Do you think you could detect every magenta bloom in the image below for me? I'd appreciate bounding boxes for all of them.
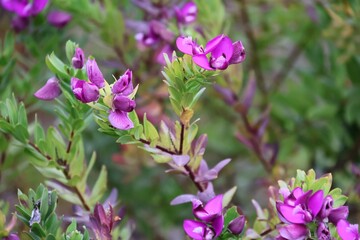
[276,188,324,240]
[175,1,197,24]
[72,48,85,69]
[183,195,224,239]
[47,10,72,28]
[112,69,133,96]
[337,219,360,240]
[109,70,136,130]
[86,58,105,88]
[34,77,61,101]
[1,0,48,17]
[318,195,348,224]
[71,77,99,103]
[176,35,246,70]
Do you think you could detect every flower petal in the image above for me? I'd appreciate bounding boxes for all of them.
[87,58,105,88]
[212,214,224,237]
[204,194,223,215]
[112,69,133,95]
[210,36,233,61]
[113,95,136,112]
[204,34,225,53]
[176,36,195,55]
[278,224,308,240]
[183,219,206,240]
[193,54,212,70]
[109,110,134,130]
[307,190,324,217]
[276,203,307,224]
[229,41,246,64]
[34,77,61,101]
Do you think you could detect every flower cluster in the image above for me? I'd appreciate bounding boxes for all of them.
[1,0,71,31]
[276,187,352,239]
[176,34,246,70]
[108,69,136,130]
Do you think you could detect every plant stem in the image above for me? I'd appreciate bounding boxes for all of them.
[139,138,177,155]
[29,142,51,160]
[139,124,205,192]
[239,0,267,96]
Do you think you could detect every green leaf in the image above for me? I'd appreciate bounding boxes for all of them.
[151,154,172,163]
[46,52,68,79]
[346,56,360,85]
[223,206,240,229]
[39,188,49,221]
[65,40,77,64]
[188,87,206,109]
[222,186,237,208]
[89,165,107,206]
[143,113,159,141]
[66,219,77,234]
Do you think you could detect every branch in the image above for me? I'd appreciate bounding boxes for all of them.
[239,0,267,95]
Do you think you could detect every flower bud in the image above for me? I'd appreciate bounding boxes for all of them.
[72,48,85,69]
[86,58,105,88]
[228,215,245,235]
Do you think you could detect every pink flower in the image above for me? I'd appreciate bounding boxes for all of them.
[176,34,245,70]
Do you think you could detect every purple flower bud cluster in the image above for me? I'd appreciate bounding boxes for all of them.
[276,187,352,239]
[109,69,136,130]
[176,34,246,71]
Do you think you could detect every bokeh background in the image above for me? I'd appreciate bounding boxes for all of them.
[0,0,359,239]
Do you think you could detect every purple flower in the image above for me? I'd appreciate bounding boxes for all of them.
[318,195,349,224]
[337,219,360,240]
[277,188,324,224]
[176,35,246,70]
[90,203,121,240]
[86,58,105,88]
[47,10,72,28]
[71,77,99,103]
[183,195,224,239]
[1,0,48,17]
[72,48,85,69]
[275,188,324,240]
[34,77,61,101]
[228,215,245,235]
[175,1,197,24]
[112,69,133,96]
[109,69,136,130]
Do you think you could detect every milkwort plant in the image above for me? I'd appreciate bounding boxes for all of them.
[0,0,359,239]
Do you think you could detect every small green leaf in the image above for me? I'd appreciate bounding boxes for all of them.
[143,113,159,141]
[65,40,77,63]
[222,186,237,208]
[89,165,107,206]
